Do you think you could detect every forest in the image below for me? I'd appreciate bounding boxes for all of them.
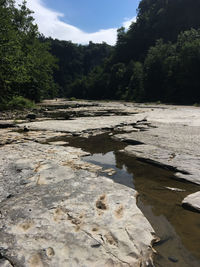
[1,0,200,108]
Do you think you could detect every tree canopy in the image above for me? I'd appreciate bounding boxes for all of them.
[69,0,200,104]
[1,0,200,107]
[0,0,57,106]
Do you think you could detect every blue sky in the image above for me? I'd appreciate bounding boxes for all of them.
[16,0,140,45]
[43,0,140,32]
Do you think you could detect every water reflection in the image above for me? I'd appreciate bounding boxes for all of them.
[48,133,200,266]
[85,149,200,267]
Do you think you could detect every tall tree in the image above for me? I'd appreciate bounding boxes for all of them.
[0,0,22,103]
[0,0,57,105]
[114,0,200,62]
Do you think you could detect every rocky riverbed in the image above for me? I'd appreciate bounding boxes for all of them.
[0,99,200,266]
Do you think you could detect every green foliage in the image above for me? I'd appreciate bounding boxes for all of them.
[46,39,113,97]
[144,29,200,103]
[5,96,35,110]
[70,0,200,104]
[69,97,77,101]
[193,103,200,107]
[127,61,144,101]
[2,0,199,105]
[144,39,176,101]
[0,0,58,105]
[114,0,200,62]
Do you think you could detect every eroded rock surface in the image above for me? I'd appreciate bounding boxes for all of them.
[0,142,155,267]
[0,129,68,146]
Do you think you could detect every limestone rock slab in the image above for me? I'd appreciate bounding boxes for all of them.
[0,128,68,146]
[19,115,146,134]
[182,191,200,212]
[0,142,156,267]
[113,112,200,185]
[120,144,200,185]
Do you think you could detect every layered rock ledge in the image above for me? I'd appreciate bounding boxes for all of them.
[109,105,200,215]
[20,102,200,210]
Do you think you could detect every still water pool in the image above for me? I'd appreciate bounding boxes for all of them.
[48,133,200,266]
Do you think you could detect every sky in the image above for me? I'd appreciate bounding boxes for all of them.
[15,0,140,45]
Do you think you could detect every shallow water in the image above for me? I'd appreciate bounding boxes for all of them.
[48,133,200,266]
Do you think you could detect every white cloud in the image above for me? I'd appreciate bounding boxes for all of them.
[123,17,136,30]
[15,0,135,45]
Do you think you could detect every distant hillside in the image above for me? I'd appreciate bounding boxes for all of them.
[69,0,200,104]
[1,0,200,107]
[114,0,200,62]
[46,39,113,97]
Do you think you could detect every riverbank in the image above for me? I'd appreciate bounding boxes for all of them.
[0,99,199,266]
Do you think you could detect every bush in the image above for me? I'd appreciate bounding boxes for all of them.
[193,103,200,107]
[69,97,77,101]
[6,96,36,110]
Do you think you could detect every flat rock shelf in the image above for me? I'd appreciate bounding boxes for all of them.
[0,99,200,267]
[0,142,155,267]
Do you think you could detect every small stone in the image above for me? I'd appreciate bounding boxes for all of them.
[102,168,116,176]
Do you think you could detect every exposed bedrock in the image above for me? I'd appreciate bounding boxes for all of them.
[1,100,200,265]
[0,142,156,267]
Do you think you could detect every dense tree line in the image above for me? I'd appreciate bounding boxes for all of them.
[45,39,113,97]
[0,0,57,107]
[1,0,200,107]
[0,0,113,107]
[71,0,200,104]
[114,0,200,62]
